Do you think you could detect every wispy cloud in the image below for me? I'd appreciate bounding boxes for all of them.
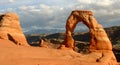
[9,0,14,3]
[0,0,120,33]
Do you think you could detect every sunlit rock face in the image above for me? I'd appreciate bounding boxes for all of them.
[62,10,112,51]
[60,10,118,65]
[0,13,29,46]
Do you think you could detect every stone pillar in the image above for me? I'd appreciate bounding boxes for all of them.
[88,16,112,51]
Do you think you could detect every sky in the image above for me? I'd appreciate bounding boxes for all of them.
[0,0,120,33]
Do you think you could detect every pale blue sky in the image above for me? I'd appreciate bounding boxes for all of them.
[0,0,120,33]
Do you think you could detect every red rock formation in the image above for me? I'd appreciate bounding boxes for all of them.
[61,10,118,65]
[0,13,29,46]
[63,10,112,51]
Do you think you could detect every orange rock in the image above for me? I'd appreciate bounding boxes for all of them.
[0,39,118,65]
[63,10,112,51]
[0,13,29,46]
[88,16,112,51]
[39,39,48,48]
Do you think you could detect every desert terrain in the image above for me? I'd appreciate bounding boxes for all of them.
[0,39,119,65]
[0,11,119,65]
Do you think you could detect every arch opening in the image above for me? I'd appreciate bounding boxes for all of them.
[73,22,90,42]
[73,22,90,53]
[74,22,89,33]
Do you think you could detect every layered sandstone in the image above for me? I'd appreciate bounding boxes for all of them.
[62,10,112,51]
[61,10,118,65]
[0,13,29,46]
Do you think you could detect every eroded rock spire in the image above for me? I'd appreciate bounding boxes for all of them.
[0,13,29,46]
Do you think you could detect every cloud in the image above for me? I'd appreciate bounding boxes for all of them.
[95,0,113,6]
[9,0,14,3]
[40,4,50,9]
[39,4,53,14]
[0,0,14,4]
[77,0,113,6]
[17,4,69,32]
[0,0,10,4]
[74,0,120,22]
[77,0,92,4]
[19,0,120,32]
[1,0,120,33]
[19,5,36,11]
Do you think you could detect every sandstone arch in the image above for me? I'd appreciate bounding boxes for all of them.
[63,10,112,51]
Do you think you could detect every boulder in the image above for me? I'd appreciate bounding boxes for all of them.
[0,13,29,46]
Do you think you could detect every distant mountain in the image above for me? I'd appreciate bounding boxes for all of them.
[24,29,65,34]
[24,28,88,34]
[105,26,120,44]
[26,26,120,45]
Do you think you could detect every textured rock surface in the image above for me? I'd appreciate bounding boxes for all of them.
[61,10,118,65]
[0,13,29,46]
[0,39,118,65]
[63,10,112,51]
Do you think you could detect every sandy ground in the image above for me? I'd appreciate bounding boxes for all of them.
[0,39,118,65]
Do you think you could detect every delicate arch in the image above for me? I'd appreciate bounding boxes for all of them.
[62,10,112,51]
